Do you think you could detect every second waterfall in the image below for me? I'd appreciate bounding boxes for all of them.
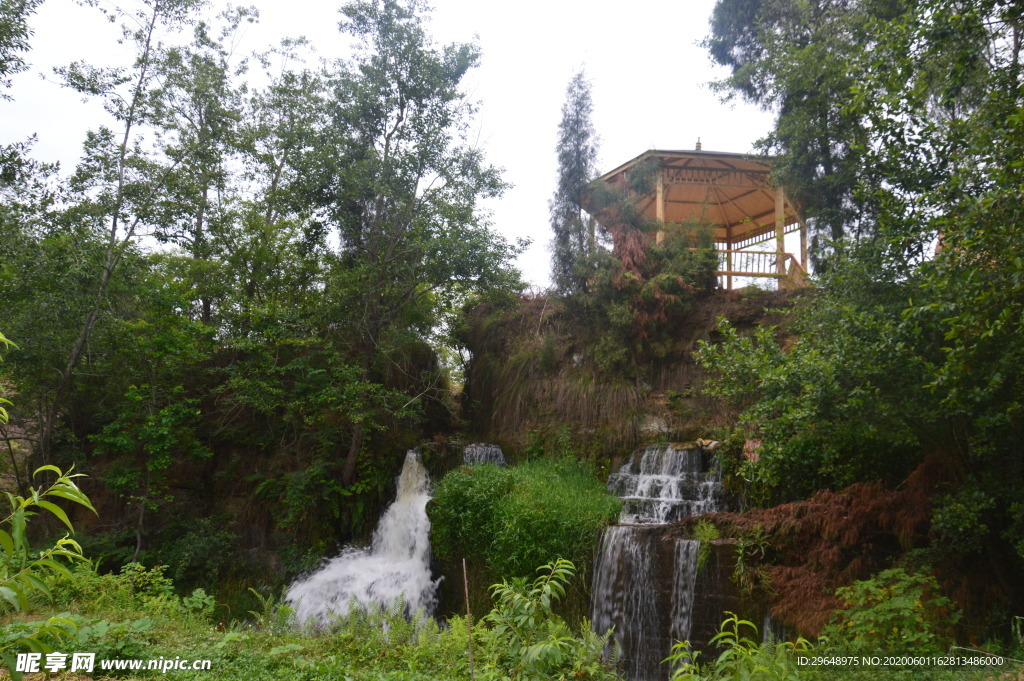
[592,443,726,681]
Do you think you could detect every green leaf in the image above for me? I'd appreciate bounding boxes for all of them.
[32,558,73,580]
[45,487,97,513]
[36,500,74,532]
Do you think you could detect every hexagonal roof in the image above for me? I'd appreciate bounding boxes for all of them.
[595,149,801,247]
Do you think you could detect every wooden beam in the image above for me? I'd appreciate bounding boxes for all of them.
[775,187,785,276]
[800,219,808,271]
[656,166,665,244]
[715,271,785,278]
[726,224,734,291]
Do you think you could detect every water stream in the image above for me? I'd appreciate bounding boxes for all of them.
[462,442,507,466]
[592,444,724,681]
[286,450,439,624]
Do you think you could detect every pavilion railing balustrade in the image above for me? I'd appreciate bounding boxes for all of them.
[714,249,807,289]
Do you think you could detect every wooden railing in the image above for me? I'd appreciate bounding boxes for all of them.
[715,249,809,289]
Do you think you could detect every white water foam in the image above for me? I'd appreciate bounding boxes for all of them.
[285,450,439,624]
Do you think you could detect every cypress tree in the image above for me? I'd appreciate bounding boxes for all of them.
[550,70,598,297]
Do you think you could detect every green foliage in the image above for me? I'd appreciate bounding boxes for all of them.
[732,524,771,595]
[181,588,215,618]
[0,466,95,612]
[67,613,154,662]
[429,458,620,581]
[702,0,1024,588]
[2,0,523,575]
[584,218,718,375]
[481,559,616,681]
[821,568,959,653]
[0,615,77,665]
[696,281,935,504]
[151,516,238,589]
[247,588,295,634]
[0,465,94,674]
[0,329,14,423]
[931,488,995,556]
[667,612,812,681]
[3,610,157,676]
[0,0,42,96]
[115,563,176,600]
[693,519,720,571]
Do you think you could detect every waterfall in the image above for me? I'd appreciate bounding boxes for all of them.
[592,444,723,681]
[462,442,507,466]
[286,450,439,625]
[670,539,700,646]
[591,526,662,680]
[607,445,722,525]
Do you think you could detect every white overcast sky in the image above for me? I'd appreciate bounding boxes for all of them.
[3,0,776,288]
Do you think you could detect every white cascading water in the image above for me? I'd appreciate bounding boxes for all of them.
[607,444,722,525]
[592,444,723,681]
[670,539,700,645]
[462,442,507,466]
[286,450,439,625]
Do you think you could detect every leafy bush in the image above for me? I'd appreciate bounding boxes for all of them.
[0,465,95,669]
[820,568,958,653]
[182,588,215,618]
[695,280,935,505]
[429,458,620,580]
[480,559,617,681]
[46,562,184,621]
[693,519,720,571]
[667,612,812,681]
[153,516,238,589]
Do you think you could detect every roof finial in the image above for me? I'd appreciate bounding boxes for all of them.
[696,137,702,151]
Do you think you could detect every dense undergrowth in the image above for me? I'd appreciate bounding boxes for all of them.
[428,457,620,626]
[3,560,621,681]
[430,458,620,581]
[5,558,1020,681]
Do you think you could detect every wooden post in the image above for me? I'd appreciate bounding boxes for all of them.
[799,218,808,271]
[775,187,786,278]
[725,227,733,290]
[463,558,475,680]
[656,166,665,245]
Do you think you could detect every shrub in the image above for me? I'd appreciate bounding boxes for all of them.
[429,458,620,581]
[667,612,812,681]
[820,568,958,653]
[693,519,719,571]
[480,559,617,681]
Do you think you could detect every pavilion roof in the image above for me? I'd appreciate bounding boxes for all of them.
[594,149,801,247]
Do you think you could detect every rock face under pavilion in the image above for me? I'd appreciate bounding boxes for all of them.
[592,148,809,289]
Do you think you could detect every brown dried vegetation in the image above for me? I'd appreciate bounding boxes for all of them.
[461,288,799,458]
[680,453,954,636]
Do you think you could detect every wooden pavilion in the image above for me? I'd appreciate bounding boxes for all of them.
[593,147,809,289]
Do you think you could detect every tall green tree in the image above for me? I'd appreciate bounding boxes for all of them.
[315,0,521,485]
[0,0,42,185]
[149,7,254,325]
[705,0,893,263]
[37,0,205,462]
[550,69,599,297]
[701,0,1024,608]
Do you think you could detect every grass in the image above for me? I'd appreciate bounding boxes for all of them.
[2,560,621,681]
